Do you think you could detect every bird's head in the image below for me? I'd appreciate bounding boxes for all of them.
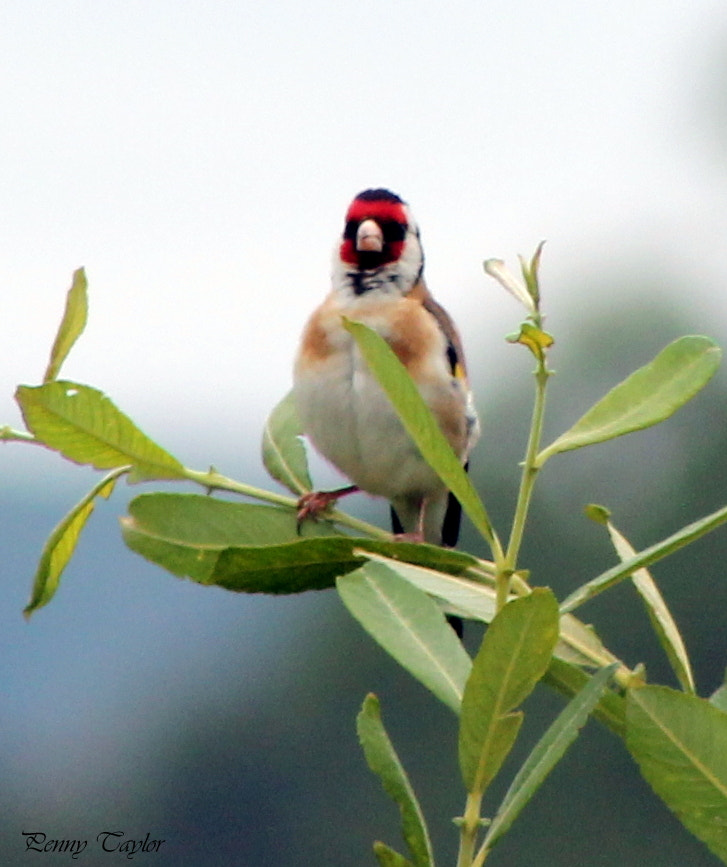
[334,188,424,296]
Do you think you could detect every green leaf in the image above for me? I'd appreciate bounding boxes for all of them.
[505,322,554,363]
[338,562,472,714]
[213,537,479,594]
[587,506,695,693]
[537,336,721,464]
[373,843,415,867]
[354,553,627,735]
[556,612,619,670]
[125,492,315,548]
[584,503,610,525]
[561,503,727,613]
[520,240,545,308]
[44,268,88,383]
[358,551,498,623]
[712,685,727,714]
[121,492,341,584]
[483,663,618,850]
[359,552,622,676]
[358,694,434,867]
[24,466,127,617]
[459,589,560,796]
[626,685,727,863]
[261,390,312,495]
[543,658,626,737]
[121,493,479,592]
[16,381,185,481]
[483,258,535,314]
[343,318,500,554]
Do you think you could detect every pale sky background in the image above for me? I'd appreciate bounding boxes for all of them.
[3,0,727,488]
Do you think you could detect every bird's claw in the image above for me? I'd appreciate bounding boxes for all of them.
[296,490,339,525]
[296,485,359,532]
[392,531,426,544]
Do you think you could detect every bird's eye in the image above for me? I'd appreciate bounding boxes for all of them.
[343,220,358,240]
[379,220,407,243]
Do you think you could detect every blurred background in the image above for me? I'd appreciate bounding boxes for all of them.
[2,1,727,864]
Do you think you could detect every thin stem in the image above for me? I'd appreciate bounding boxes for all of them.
[472,838,493,867]
[183,466,299,507]
[488,529,507,573]
[181,466,392,540]
[504,363,550,573]
[0,426,38,443]
[468,349,551,860]
[494,571,512,613]
[457,791,484,867]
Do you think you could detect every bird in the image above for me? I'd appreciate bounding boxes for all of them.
[293,188,479,558]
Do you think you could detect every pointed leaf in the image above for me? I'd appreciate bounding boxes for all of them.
[16,381,185,481]
[359,552,622,677]
[213,536,478,595]
[121,493,479,592]
[521,240,545,307]
[338,562,472,714]
[561,503,727,613]
[459,589,560,796]
[355,555,627,734]
[627,685,727,862]
[343,318,499,552]
[121,493,341,584]
[373,843,415,867]
[544,657,626,737]
[44,268,88,382]
[261,390,312,495]
[358,551,498,623]
[483,259,535,313]
[538,336,721,464]
[587,507,694,693]
[126,492,318,547]
[556,612,620,670]
[483,663,618,849]
[358,694,434,867]
[24,467,127,617]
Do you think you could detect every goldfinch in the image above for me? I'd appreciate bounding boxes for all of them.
[293,188,479,548]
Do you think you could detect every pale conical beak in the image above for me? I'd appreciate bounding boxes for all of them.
[356,219,384,253]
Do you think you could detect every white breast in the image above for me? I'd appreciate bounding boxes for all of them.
[294,339,445,501]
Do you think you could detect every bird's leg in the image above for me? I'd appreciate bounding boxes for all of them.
[392,498,428,544]
[296,485,359,527]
